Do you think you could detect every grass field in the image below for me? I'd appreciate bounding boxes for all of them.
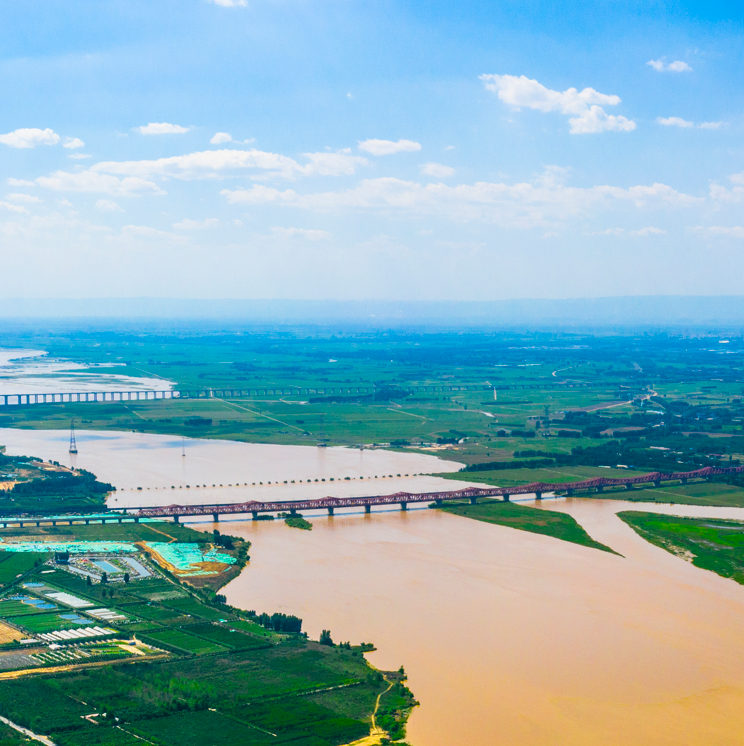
[618,512,744,583]
[440,500,615,553]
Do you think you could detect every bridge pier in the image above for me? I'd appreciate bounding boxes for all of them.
[213,513,219,523]
[18,522,23,528]
[469,497,477,505]
[653,480,661,488]
[566,489,574,497]
[625,483,634,490]
[252,511,259,520]
[134,517,139,523]
[435,499,443,507]
[364,504,371,513]
[173,515,180,523]
[681,477,688,485]
[596,485,603,493]
[290,508,297,516]
[327,507,334,516]
[400,502,408,511]
[535,492,542,500]
[118,517,122,524]
[502,493,510,502]
[35,521,41,527]
[68,520,74,526]
[85,519,90,525]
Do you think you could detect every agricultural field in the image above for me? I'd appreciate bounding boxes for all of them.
[0,540,414,745]
[0,553,49,586]
[141,628,228,655]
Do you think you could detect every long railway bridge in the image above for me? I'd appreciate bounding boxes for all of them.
[106,464,744,523]
[1,465,739,529]
[0,379,624,407]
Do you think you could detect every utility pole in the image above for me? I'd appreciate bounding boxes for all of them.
[69,420,78,454]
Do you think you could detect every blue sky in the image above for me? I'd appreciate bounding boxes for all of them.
[1,0,743,300]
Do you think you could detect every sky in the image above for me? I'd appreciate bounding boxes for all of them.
[1,0,743,301]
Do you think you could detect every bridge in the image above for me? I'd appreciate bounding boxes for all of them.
[0,380,616,407]
[0,464,738,528]
[106,464,744,523]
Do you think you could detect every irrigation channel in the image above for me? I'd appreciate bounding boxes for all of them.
[1,428,744,745]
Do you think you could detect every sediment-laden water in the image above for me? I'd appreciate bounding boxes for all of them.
[0,428,473,507]
[2,427,744,744]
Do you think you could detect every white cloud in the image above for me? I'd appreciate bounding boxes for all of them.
[36,170,165,196]
[96,199,124,213]
[648,59,692,72]
[121,224,184,241]
[593,228,625,236]
[7,178,35,187]
[358,139,422,156]
[0,128,60,148]
[208,0,248,6]
[93,148,365,181]
[173,218,220,229]
[445,145,455,151]
[631,226,667,236]
[420,163,455,178]
[63,137,85,149]
[221,170,698,228]
[569,106,636,134]
[271,227,331,240]
[302,152,368,176]
[480,74,635,134]
[56,198,73,207]
[730,172,744,186]
[6,193,41,204]
[68,153,92,160]
[134,122,190,135]
[0,201,28,214]
[657,116,694,128]
[211,132,233,144]
[693,225,744,239]
[700,121,723,130]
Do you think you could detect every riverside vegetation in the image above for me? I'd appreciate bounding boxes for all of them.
[619,512,744,584]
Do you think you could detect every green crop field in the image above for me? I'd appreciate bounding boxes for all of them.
[184,623,268,649]
[0,553,49,585]
[123,603,189,624]
[6,612,87,633]
[162,596,230,621]
[142,628,228,654]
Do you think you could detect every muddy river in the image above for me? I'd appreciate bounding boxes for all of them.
[2,427,743,744]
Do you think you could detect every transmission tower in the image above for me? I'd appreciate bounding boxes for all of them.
[69,419,78,454]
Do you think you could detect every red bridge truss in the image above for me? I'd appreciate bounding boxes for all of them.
[120,465,744,521]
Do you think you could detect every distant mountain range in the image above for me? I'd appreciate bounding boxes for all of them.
[2,296,744,327]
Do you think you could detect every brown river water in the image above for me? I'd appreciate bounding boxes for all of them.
[2,428,744,744]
